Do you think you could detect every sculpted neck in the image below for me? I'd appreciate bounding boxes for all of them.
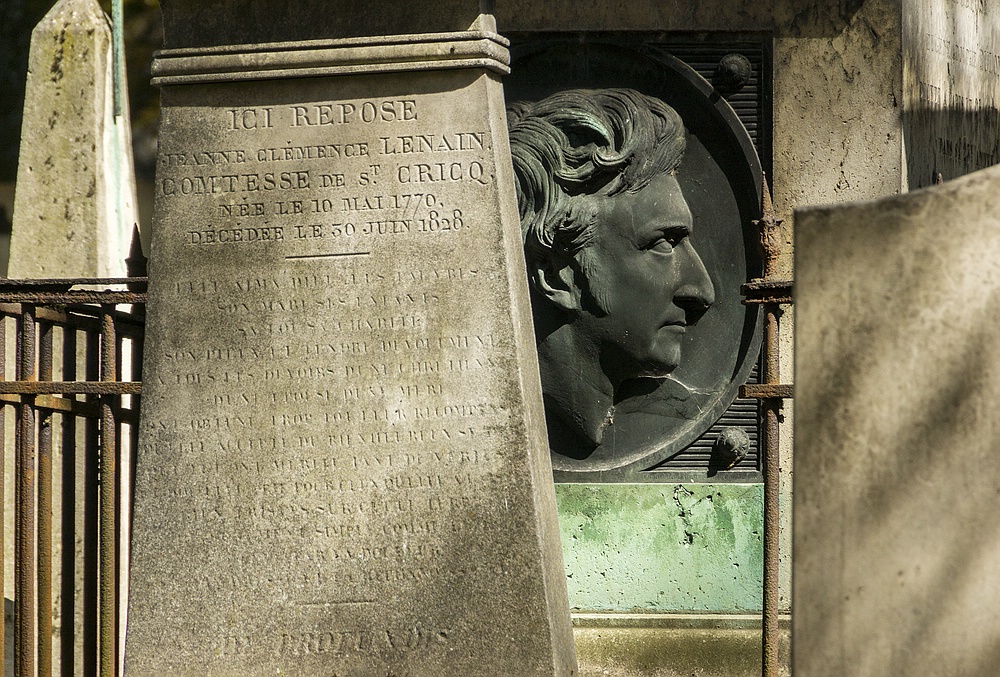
[535,324,616,449]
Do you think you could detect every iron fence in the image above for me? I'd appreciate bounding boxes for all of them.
[0,278,146,677]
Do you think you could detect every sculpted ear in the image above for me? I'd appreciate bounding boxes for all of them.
[527,250,582,312]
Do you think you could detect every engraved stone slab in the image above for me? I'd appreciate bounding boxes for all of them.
[124,29,576,677]
[904,0,1000,187]
[795,164,1000,677]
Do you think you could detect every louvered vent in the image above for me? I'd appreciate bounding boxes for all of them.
[645,38,770,479]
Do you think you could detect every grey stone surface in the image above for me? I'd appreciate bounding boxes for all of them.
[795,163,1000,677]
[9,0,137,279]
[123,19,576,677]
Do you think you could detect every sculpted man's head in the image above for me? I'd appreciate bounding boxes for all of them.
[508,88,715,452]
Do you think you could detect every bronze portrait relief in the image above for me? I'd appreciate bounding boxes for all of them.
[506,41,764,479]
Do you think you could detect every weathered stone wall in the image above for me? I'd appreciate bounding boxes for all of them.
[125,6,577,674]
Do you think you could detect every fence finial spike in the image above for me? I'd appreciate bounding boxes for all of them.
[753,172,784,279]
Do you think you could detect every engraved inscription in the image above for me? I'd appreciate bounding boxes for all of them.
[288,99,417,126]
[906,2,1000,185]
[278,626,449,658]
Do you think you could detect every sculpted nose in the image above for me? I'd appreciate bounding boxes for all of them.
[675,243,715,321]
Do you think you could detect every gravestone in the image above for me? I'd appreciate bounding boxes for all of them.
[795,164,1000,677]
[123,3,576,676]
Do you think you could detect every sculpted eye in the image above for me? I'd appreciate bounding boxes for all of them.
[644,228,687,253]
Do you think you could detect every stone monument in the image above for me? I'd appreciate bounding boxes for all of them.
[9,0,138,279]
[123,2,577,676]
[486,5,1000,654]
[795,164,1000,677]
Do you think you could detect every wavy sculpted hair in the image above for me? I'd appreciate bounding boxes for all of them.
[507,88,686,263]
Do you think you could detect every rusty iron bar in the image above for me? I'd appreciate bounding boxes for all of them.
[0,394,99,417]
[749,173,791,677]
[0,304,145,338]
[61,328,78,677]
[0,394,140,423]
[761,307,782,677]
[740,383,793,399]
[99,308,118,677]
[0,313,6,675]
[83,332,99,677]
[742,279,793,305]
[0,278,147,290]
[0,382,141,395]
[38,321,54,677]
[0,292,146,306]
[15,304,37,677]
[0,277,147,290]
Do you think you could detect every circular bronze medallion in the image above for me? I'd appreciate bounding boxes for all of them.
[505,41,764,480]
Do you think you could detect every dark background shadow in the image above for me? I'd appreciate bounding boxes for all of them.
[904,106,1000,190]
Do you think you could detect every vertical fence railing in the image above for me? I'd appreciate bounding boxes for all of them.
[38,317,53,677]
[15,303,37,677]
[740,178,793,677]
[98,307,118,677]
[0,279,146,677]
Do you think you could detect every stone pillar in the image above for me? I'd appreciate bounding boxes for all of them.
[8,0,137,279]
[123,2,576,676]
[795,163,1000,677]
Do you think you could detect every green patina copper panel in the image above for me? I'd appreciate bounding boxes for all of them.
[556,484,763,612]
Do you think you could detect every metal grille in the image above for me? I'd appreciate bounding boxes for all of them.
[643,36,771,477]
[658,364,762,474]
[0,278,146,677]
[658,40,771,170]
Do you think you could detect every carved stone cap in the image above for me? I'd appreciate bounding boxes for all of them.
[151,31,511,86]
[160,0,497,48]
